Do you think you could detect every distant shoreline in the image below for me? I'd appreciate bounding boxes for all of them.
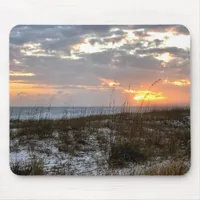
[10,105,190,108]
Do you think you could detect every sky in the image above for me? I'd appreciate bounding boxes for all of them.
[10,25,190,107]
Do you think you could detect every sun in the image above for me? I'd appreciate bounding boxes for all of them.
[155,52,172,63]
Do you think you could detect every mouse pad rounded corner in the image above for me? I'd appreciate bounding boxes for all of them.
[9,25,190,176]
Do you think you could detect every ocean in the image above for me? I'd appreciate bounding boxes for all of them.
[10,106,182,120]
[10,106,139,120]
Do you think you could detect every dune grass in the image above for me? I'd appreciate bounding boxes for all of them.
[10,106,190,175]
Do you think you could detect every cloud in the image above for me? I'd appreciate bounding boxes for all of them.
[99,78,120,87]
[10,71,36,77]
[9,25,190,106]
[163,79,190,86]
[131,25,189,35]
[133,31,150,38]
[150,39,163,47]
[136,47,189,58]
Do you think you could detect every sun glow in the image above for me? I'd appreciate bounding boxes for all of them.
[124,30,135,41]
[133,91,166,101]
[99,78,120,87]
[72,38,103,54]
[124,89,166,101]
[124,89,135,93]
[163,79,190,86]
[12,59,21,64]
[10,71,36,77]
[10,82,50,96]
[154,53,173,65]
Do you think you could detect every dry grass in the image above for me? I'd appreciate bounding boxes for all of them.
[10,107,190,175]
[144,161,190,175]
[10,159,44,175]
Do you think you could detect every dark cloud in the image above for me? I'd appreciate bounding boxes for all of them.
[84,50,115,65]
[173,25,190,35]
[117,54,162,70]
[131,25,189,35]
[151,39,163,47]
[74,25,111,34]
[103,36,124,44]
[10,25,189,46]
[136,47,190,59]
[83,49,163,71]
[134,31,150,38]
[10,25,112,46]
[120,42,144,51]
[88,38,104,46]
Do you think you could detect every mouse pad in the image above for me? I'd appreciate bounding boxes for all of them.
[9,25,190,175]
